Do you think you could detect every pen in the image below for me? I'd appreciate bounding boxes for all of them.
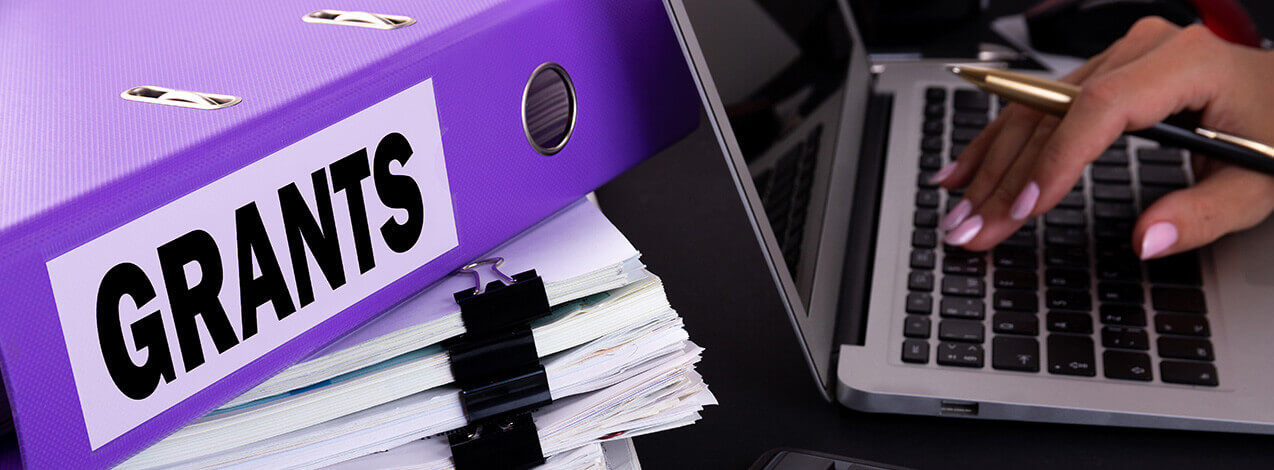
[948,65,1274,176]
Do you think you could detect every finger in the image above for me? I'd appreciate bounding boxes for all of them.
[938,106,1043,231]
[936,104,1033,189]
[1013,25,1233,224]
[956,116,1064,251]
[1136,165,1274,259]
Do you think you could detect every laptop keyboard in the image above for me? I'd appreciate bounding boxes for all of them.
[901,86,1219,387]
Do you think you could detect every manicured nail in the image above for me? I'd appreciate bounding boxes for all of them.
[1140,221,1178,260]
[941,199,972,231]
[929,161,958,184]
[1010,181,1040,221]
[945,215,983,246]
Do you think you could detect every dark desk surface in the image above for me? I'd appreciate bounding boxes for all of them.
[603,4,1274,467]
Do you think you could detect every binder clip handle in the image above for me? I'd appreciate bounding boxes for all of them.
[458,257,518,295]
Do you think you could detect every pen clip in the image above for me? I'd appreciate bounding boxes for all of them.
[1195,128,1274,159]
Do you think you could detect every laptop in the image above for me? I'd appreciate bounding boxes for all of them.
[664,0,1274,433]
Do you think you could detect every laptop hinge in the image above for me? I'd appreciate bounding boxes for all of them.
[834,90,892,347]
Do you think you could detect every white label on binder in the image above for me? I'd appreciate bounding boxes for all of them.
[46,79,457,449]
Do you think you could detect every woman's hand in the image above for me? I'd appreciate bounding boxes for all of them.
[932,17,1274,259]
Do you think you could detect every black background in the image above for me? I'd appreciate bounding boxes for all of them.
[606,1,1274,468]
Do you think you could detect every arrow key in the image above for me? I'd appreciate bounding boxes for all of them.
[1103,350,1152,381]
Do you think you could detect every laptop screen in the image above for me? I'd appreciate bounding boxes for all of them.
[677,0,856,306]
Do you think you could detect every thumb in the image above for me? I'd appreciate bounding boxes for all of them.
[1135,165,1274,259]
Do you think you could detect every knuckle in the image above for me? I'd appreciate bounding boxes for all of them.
[1077,77,1121,109]
[1126,16,1174,41]
[989,183,1019,207]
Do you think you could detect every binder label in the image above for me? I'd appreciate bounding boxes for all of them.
[45,79,457,449]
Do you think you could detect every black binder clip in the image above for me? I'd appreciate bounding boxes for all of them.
[445,258,553,470]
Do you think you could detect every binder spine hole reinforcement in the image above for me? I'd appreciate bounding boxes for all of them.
[522,63,577,156]
[302,10,416,30]
[120,86,241,110]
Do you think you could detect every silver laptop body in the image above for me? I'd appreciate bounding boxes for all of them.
[664,0,1274,433]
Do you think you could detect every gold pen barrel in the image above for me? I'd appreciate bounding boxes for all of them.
[949,66,1079,116]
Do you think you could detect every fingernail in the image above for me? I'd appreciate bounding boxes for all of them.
[945,215,983,246]
[1140,221,1178,260]
[941,199,972,231]
[929,161,959,184]
[1010,181,1040,221]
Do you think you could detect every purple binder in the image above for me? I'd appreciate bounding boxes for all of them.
[0,0,697,467]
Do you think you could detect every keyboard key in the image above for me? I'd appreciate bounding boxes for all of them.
[914,209,939,228]
[1160,360,1218,386]
[1047,289,1092,311]
[902,339,929,364]
[1151,287,1206,313]
[924,103,945,118]
[1100,304,1147,326]
[942,254,986,276]
[1110,136,1129,149]
[1146,251,1203,285]
[1044,227,1086,246]
[1045,246,1088,268]
[921,136,943,152]
[1156,313,1210,337]
[1101,326,1149,350]
[953,89,989,111]
[1096,259,1141,281]
[1003,229,1038,248]
[1048,334,1096,376]
[937,341,985,367]
[940,297,985,319]
[908,271,934,291]
[916,189,940,208]
[1094,202,1136,220]
[993,270,1037,290]
[942,275,985,297]
[1094,149,1129,166]
[904,315,932,338]
[992,312,1039,335]
[951,127,981,144]
[1157,337,1214,361]
[912,229,938,248]
[919,152,943,170]
[1094,220,1134,240]
[918,171,937,188]
[1140,165,1189,187]
[993,246,1037,270]
[949,144,967,160]
[1045,209,1086,227]
[1137,147,1184,165]
[952,112,988,128]
[1098,281,1144,304]
[923,119,944,136]
[993,291,1038,313]
[1103,350,1153,381]
[906,292,932,314]
[1047,311,1093,333]
[1057,191,1085,210]
[939,320,984,342]
[1140,186,1173,209]
[1045,268,1089,290]
[925,87,947,103]
[993,336,1040,372]
[1092,184,1133,202]
[1091,166,1131,184]
[910,249,936,269]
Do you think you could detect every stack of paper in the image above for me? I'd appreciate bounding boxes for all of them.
[119,200,713,469]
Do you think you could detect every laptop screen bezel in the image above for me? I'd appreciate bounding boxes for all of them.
[663,0,875,397]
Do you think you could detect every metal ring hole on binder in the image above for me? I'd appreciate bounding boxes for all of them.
[522,63,577,156]
[302,10,415,29]
[120,86,241,110]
